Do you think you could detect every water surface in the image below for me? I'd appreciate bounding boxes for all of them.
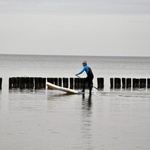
[0,55,150,150]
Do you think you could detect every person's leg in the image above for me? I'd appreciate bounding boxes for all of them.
[82,78,88,93]
[88,79,93,95]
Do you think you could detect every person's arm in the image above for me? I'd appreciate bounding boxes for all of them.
[75,67,85,76]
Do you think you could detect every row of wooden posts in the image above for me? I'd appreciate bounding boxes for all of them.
[0,77,149,90]
[8,77,104,90]
[9,77,46,89]
[110,78,150,89]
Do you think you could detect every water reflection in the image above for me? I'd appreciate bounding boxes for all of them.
[81,94,93,150]
[82,94,92,110]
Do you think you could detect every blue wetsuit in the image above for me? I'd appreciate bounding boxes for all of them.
[77,65,94,94]
[77,65,90,76]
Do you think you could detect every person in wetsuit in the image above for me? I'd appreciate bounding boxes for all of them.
[75,60,94,95]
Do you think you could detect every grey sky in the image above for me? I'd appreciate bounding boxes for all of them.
[0,0,150,56]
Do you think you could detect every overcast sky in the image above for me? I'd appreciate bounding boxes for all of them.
[0,0,150,56]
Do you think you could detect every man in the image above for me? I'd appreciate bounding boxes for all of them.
[75,60,94,95]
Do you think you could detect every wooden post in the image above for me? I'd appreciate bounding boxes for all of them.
[133,78,140,88]
[54,78,58,85]
[133,78,136,88]
[47,78,54,84]
[25,77,29,89]
[35,77,39,89]
[110,78,113,89]
[126,78,131,89]
[66,78,69,88]
[29,77,34,89]
[78,78,83,89]
[12,77,16,88]
[70,78,74,89]
[114,78,121,89]
[15,77,20,88]
[140,78,146,88]
[63,78,65,88]
[136,78,140,88]
[75,78,79,89]
[0,78,1,90]
[36,77,46,89]
[122,78,125,89]
[58,78,62,87]
[97,78,104,89]
[147,78,150,88]
[39,78,42,89]
[101,78,104,89]
[78,78,81,89]
[41,78,46,89]
[9,78,13,89]
[63,78,68,88]
[19,77,26,89]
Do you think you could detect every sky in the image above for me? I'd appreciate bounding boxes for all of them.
[0,0,150,56]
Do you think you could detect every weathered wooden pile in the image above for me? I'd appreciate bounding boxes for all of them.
[110,78,150,89]
[47,77,104,89]
[8,77,104,90]
[9,77,46,89]
[0,78,2,90]
[0,77,148,90]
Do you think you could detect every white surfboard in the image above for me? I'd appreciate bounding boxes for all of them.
[46,82,79,94]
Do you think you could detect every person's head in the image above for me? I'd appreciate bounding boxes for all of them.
[82,60,87,66]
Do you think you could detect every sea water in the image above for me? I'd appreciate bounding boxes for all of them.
[0,54,150,150]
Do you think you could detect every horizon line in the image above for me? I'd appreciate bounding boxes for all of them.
[0,53,150,58]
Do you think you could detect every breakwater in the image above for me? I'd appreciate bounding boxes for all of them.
[8,77,104,90]
[9,77,46,89]
[110,78,150,89]
[0,77,148,90]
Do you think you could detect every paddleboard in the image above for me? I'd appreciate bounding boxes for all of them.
[46,82,79,94]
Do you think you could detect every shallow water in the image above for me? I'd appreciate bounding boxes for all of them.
[0,55,150,150]
[0,88,150,150]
